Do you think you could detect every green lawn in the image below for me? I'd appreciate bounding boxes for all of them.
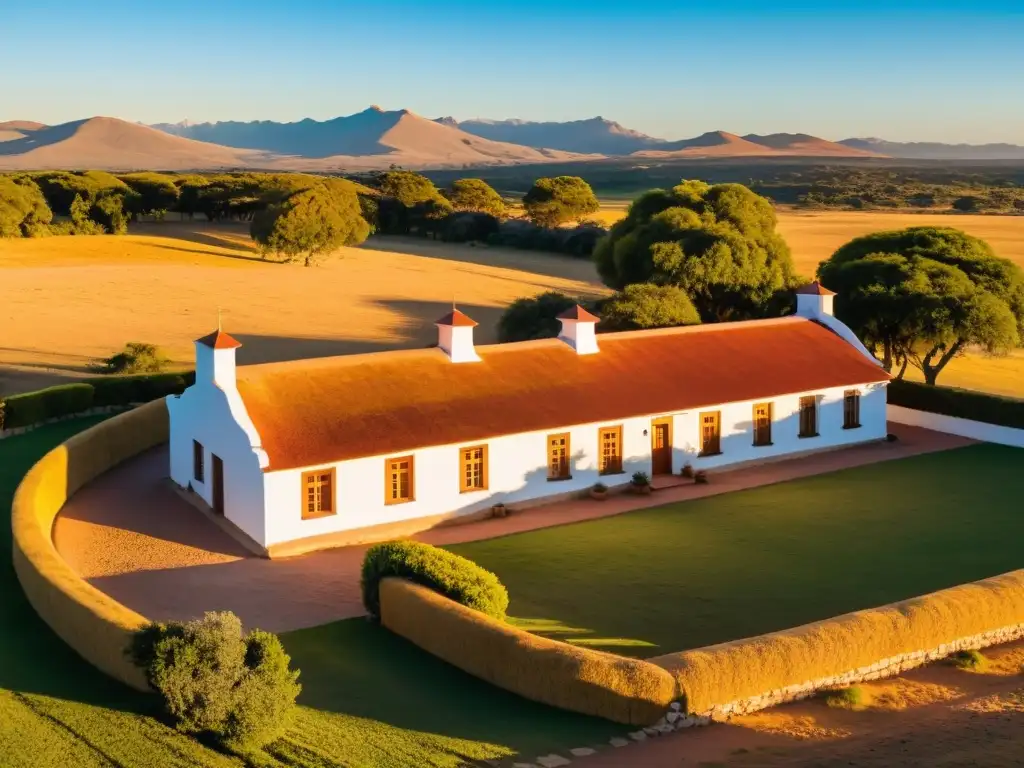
[0,421,619,768]
[450,443,1024,658]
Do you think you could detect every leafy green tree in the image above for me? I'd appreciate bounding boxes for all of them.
[378,170,443,207]
[250,185,370,266]
[120,172,180,218]
[952,196,984,212]
[447,178,507,217]
[89,193,130,234]
[818,227,1024,384]
[600,284,702,331]
[593,181,798,321]
[497,291,581,342]
[0,177,52,237]
[522,176,599,228]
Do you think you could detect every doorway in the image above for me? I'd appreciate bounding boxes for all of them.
[651,418,673,475]
[212,454,225,515]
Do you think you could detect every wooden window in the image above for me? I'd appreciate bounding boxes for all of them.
[547,433,571,480]
[844,390,861,429]
[386,456,414,504]
[799,396,818,437]
[599,425,623,475]
[699,411,721,456]
[302,468,335,519]
[460,444,488,492]
[753,403,772,446]
[193,440,204,482]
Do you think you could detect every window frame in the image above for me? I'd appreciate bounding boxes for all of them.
[798,395,819,438]
[301,467,336,520]
[547,432,572,481]
[193,439,205,482]
[459,444,489,493]
[598,425,624,475]
[699,411,722,457]
[752,402,773,447]
[385,455,415,505]
[843,390,862,430]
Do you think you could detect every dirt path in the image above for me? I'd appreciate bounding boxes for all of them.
[53,424,970,632]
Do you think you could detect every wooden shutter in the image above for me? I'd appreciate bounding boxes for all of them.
[844,391,861,428]
[753,403,772,446]
[799,396,818,437]
[193,440,204,482]
[460,445,488,492]
[548,433,571,479]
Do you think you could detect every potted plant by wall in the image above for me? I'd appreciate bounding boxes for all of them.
[630,471,652,495]
[680,463,695,479]
[694,469,709,485]
[590,482,609,501]
[491,502,508,518]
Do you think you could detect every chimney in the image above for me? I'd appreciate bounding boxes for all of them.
[795,281,836,319]
[195,329,242,389]
[435,308,480,363]
[557,305,600,355]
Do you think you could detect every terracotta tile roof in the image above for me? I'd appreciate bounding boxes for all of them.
[796,281,836,296]
[557,304,600,322]
[435,309,478,327]
[196,329,243,349]
[234,317,888,472]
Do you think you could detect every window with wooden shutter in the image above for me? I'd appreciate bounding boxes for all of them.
[598,425,623,474]
[193,440,204,482]
[752,403,772,446]
[302,468,335,519]
[799,396,818,437]
[547,433,571,480]
[386,456,414,504]
[460,445,488,492]
[699,411,721,456]
[843,390,861,429]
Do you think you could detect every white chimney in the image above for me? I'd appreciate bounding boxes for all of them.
[195,329,242,389]
[557,305,600,355]
[435,309,480,363]
[795,281,836,319]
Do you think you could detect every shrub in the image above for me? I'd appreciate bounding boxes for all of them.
[631,471,650,487]
[592,482,608,492]
[824,685,865,709]
[694,470,709,485]
[88,372,188,405]
[888,380,1024,429]
[361,540,509,621]
[949,649,987,671]
[101,342,170,374]
[680,463,695,479]
[0,399,4,431]
[1,383,95,428]
[129,612,301,753]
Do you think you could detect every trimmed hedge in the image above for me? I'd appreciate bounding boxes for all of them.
[86,372,192,406]
[2,384,95,429]
[361,540,509,621]
[888,380,1024,430]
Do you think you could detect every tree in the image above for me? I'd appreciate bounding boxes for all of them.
[120,173,180,219]
[600,284,701,331]
[89,193,130,234]
[593,181,798,322]
[250,185,370,266]
[378,171,443,207]
[446,178,507,217]
[818,227,1024,385]
[522,176,599,228]
[951,196,984,212]
[497,291,581,342]
[0,177,52,237]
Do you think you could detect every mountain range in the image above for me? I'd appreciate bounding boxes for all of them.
[1,109,1023,171]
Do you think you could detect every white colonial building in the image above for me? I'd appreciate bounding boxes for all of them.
[167,283,889,556]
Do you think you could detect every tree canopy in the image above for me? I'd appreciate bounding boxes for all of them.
[446,178,507,218]
[378,171,443,207]
[497,291,582,343]
[0,177,52,237]
[593,180,798,321]
[522,176,599,228]
[818,227,1024,384]
[599,284,701,331]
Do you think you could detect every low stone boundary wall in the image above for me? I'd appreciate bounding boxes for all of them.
[379,578,676,726]
[888,404,1024,448]
[10,400,170,690]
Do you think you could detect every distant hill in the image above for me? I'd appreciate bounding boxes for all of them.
[839,137,1024,160]
[743,133,882,157]
[631,131,784,158]
[439,116,667,155]
[0,120,46,143]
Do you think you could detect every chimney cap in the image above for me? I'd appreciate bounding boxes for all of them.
[795,281,836,297]
[196,329,242,349]
[435,308,478,327]
[557,304,600,322]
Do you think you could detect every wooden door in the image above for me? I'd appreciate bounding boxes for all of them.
[212,454,225,515]
[651,418,672,475]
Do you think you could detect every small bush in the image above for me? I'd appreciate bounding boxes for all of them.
[88,372,189,405]
[129,612,301,753]
[592,482,608,493]
[361,540,509,621]
[101,342,170,374]
[949,649,987,671]
[631,471,650,487]
[824,685,865,710]
[888,380,1024,430]
[694,470,709,485]
[1,383,95,428]
[680,463,694,479]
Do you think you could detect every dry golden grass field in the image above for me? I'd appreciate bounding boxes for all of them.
[1,211,1023,398]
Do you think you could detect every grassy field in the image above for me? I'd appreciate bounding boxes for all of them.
[0,420,621,767]
[449,444,1024,658]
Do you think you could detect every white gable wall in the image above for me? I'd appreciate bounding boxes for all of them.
[259,381,887,548]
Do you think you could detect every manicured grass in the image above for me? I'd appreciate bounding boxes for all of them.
[0,421,619,767]
[450,443,1024,657]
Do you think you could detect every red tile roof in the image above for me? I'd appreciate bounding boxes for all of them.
[234,317,887,472]
[196,329,243,349]
[557,304,600,322]
[796,281,836,296]
[435,309,478,327]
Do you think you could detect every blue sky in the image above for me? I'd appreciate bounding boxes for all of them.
[3,0,1023,142]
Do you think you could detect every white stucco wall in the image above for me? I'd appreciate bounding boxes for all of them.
[888,405,1024,448]
[259,381,888,547]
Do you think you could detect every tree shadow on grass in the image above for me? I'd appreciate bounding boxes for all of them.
[509,616,658,654]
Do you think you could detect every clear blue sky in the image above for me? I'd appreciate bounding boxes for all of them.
[3,0,1023,143]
